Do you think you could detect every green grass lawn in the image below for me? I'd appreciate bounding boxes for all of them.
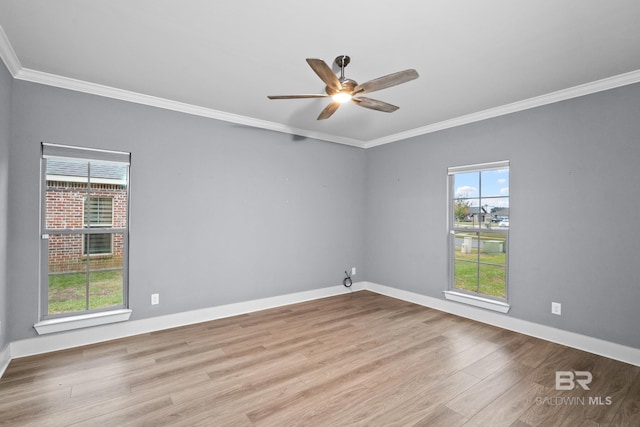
[454,249,506,298]
[48,270,123,314]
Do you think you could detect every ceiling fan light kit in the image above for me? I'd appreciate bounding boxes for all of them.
[268,55,419,120]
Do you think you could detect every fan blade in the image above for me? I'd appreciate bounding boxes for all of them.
[268,94,330,99]
[306,58,341,93]
[352,96,399,113]
[354,69,419,94]
[317,101,340,120]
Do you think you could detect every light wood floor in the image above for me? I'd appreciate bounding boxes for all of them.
[1,291,639,426]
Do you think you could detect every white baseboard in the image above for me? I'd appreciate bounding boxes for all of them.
[9,282,365,360]
[4,280,639,378]
[0,343,10,378]
[364,281,640,367]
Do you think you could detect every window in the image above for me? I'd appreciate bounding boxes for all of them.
[83,196,113,255]
[84,196,113,227]
[40,143,130,321]
[446,161,510,312]
[83,233,112,256]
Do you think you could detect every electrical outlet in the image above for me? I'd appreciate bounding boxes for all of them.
[551,302,561,315]
[151,293,159,305]
[351,267,356,276]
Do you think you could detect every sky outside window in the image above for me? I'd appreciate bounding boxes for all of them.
[454,169,509,208]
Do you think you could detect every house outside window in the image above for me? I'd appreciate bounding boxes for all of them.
[445,161,510,312]
[41,143,130,319]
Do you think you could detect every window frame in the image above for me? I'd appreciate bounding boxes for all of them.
[39,143,131,324]
[445,160,511,313]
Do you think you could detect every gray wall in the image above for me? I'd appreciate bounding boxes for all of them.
[365,82,640,349]
[0,62,10,351]
[7,81,366,341]
[4,70,640,350]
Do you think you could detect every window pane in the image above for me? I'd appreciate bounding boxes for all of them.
[454,259,479,293]
[454,231,479,293]
[84,233,112,255]
[481,169,509,198]
[87,233,124,269]
[48,233,87,315]
[88,232,124,310]
[478,264,506,298]
[48,233,85,274]
[454,172,479,199]
[454,231,478,256]
[45,158,89,230]
[453,197,480,229]
[479,233,507,265]
[87,161,128,228]
[486,197,510,228]
[89,270,124,310]
[48,272,88,315]
[89,161,128,185]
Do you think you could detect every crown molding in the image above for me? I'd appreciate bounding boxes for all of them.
[9,65,640,150]
[0,24,21,76]
[14,68,366,148]
[364,69,640,148]
[2,19,638,149]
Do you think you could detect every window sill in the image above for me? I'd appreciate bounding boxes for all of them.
[443,291,510,313]
[34,309,132,335]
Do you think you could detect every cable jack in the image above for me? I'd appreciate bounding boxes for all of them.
[343,271,352,288]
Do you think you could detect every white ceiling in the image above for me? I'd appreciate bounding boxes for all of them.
[1,1,640,148]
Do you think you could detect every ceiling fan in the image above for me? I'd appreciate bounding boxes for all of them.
[268,55,419,120]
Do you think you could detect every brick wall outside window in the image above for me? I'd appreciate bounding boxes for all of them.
[46,181,127,273]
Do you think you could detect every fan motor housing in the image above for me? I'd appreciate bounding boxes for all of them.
[326,78,357,96]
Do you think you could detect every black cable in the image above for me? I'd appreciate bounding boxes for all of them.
[343,270,352,288]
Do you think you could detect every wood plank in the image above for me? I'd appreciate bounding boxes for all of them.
[464,379,545,427]
[1,291,638,426]
[447,360,533,418]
